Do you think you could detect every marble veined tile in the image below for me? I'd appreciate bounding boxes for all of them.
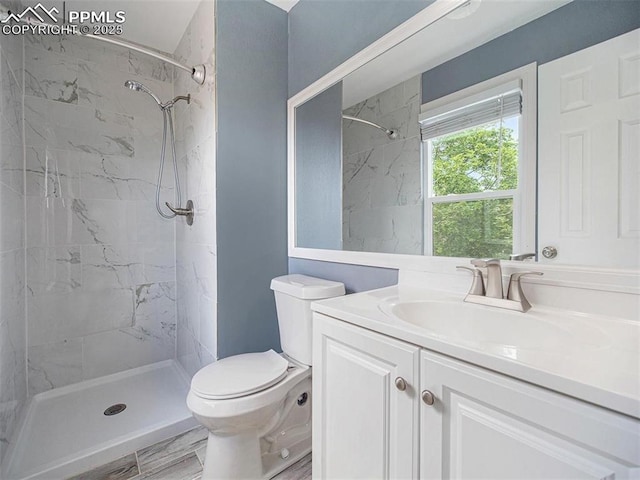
[0,249,25,325]
[2,27,24,89]
[198,294,216,356]
[371,138,422,208]
[343,148,382,184]
[173,0,214,68]
[134,282,176,343]
[1,54,24,141]
[28,287,134,346]
[25,146,81,199]
[81,244,144,290]
[77,60,173,116]
[67,453,139,480]
[137,427,208,474]
[24,96,135,156]
[0,182,25,252]
[80,155,132,200]
[135,452,202,480]
[26,197,135,247]
[176,326,215,379]
[0,122,25,195]
[343,176,372,213]
[139,243,175,285]
[27,338,83,395]
[27,246,82,296]
[119,50,174,83]
[82,323,174,380]
[25,46,79,104]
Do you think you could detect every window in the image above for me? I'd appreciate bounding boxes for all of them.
[420,69,536,259]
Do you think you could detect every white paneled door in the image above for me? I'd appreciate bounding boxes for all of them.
[538,29,640,268]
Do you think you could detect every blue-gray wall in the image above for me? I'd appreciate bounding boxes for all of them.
[288,0,432,97]
[216,0,288,358]
[289,258,399,294]
[296,83,343,250]
[288,0,640,292]
[422,0,640,103]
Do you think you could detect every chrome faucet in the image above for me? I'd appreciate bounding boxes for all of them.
[457,258,543,312]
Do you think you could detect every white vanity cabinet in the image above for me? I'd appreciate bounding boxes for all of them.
[312,313,420,479]
[420,351,640,479]
[313,313,640,479]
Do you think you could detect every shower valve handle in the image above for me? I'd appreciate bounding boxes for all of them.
[165,200,194,226]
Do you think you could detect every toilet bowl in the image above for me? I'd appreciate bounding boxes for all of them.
[187,275,345,480]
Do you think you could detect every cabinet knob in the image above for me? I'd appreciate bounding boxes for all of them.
[421,390,435,406]
[395,377,407,391]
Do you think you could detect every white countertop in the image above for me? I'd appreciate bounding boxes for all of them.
[312,285,640,419]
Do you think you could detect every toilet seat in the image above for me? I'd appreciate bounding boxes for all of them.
[191,350,289,400]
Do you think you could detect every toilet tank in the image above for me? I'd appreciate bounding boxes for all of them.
[270,274,345,366]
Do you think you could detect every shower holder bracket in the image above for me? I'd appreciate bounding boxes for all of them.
[166,200,194,226]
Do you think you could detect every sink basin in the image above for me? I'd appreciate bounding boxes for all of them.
[380,299,605,350]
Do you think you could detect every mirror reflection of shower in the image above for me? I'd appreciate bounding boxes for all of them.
[124,80,195,225]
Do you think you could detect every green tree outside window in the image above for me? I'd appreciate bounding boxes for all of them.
[430,123,519,258]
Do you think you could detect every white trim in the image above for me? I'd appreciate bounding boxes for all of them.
[429,189,516,204]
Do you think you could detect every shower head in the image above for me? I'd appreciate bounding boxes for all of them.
[124,80,162,106]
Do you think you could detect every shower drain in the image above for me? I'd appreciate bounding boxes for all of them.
[103,403,127,416]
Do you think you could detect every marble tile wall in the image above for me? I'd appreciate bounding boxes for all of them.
[342,75,423,255]
[24,32,178,395]
[173,0,217,377]
[0,0,26,465]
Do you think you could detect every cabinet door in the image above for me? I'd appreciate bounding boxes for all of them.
[420,351,640,479]
[313,313,420,479]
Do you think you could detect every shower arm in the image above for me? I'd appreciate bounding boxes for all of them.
[343,115,398,139]
[0,8,206,85]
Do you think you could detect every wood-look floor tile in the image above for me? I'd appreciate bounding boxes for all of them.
[66,453,139,480]
[272,453,312,480]
[136,427,208,473]
[195,445,206,466]
[135,453,202,480]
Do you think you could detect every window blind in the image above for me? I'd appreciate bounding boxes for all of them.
[420,90,522,141]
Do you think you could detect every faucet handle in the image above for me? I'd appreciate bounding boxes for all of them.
[470,258,501,268]
[509,252,536,261]
[456,266,485,296]
[507,271,543,311]
[509,271,543,283]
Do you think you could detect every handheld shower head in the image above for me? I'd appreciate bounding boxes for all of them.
[123,80,162,106]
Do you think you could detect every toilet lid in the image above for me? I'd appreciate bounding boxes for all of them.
[191,350,289,400]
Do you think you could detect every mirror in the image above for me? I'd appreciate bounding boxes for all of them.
[293,0,640,269]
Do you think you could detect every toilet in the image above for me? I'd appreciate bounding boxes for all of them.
[187,274,345,480]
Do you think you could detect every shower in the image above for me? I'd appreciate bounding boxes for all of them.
[125,80,194,224]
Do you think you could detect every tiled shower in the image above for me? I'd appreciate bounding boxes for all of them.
[0,0,216,476]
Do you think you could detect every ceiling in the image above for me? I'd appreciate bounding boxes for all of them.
[265,0,299,12]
